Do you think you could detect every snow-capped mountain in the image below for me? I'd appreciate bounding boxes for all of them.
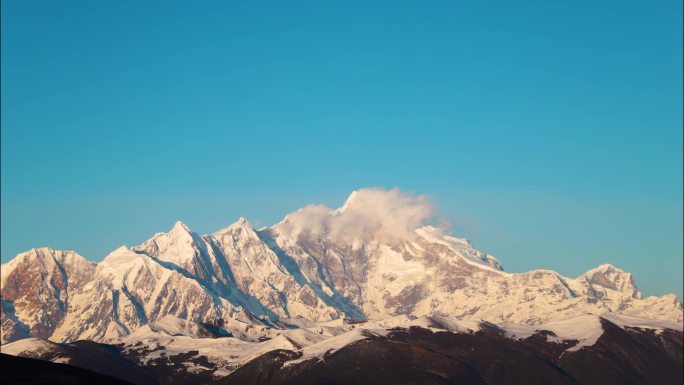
[1,248,96,342]
[1,189,682,346]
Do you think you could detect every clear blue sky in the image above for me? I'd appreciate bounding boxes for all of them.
[2,0,682,297]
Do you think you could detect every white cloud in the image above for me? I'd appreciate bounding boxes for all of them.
[276,188,434,243]
[276,204,330,240]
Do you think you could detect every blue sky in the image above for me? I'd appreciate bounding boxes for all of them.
[2,0,682,297]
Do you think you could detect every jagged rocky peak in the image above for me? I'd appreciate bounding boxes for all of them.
[0,248,96,343]
[171,220,191,233]
[2,247,91,273]
[212,217,255,237]
[132,221,202,267]
[581,263,641,299]
[211,217,268,258]
[1,247,96,295]
[232,216,250,227]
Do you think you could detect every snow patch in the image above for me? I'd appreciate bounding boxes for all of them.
[1,337,58,356]
[284,328,389,366]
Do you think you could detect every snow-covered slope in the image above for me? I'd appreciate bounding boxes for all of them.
[50,245,245,343]
[208,218,341,321]
[1,189,682,346]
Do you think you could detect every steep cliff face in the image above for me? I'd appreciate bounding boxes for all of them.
[1,248,96,343]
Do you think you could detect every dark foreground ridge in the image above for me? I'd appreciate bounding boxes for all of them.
[224,320,683,385]
[3,319,682,385]
[0,353,135,385]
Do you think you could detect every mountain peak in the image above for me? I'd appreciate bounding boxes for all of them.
[213,217,255,237]
[28,246,54,254]
[337,190,360,213]
[97,246,155,290]
[17,247,66,261]
[582,263,640,299]
[232,217,250,227]
[111,245,131,254]
[581,263,626,278]
[101,245,136,264]
[132,222,200,268]
[170,220,192,234]
[2,247,89,271]
[595,263,620,271]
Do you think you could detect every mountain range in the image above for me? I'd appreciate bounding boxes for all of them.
[1,188,682,384]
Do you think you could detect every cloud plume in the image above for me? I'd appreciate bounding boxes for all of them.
[276,188,434,243]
